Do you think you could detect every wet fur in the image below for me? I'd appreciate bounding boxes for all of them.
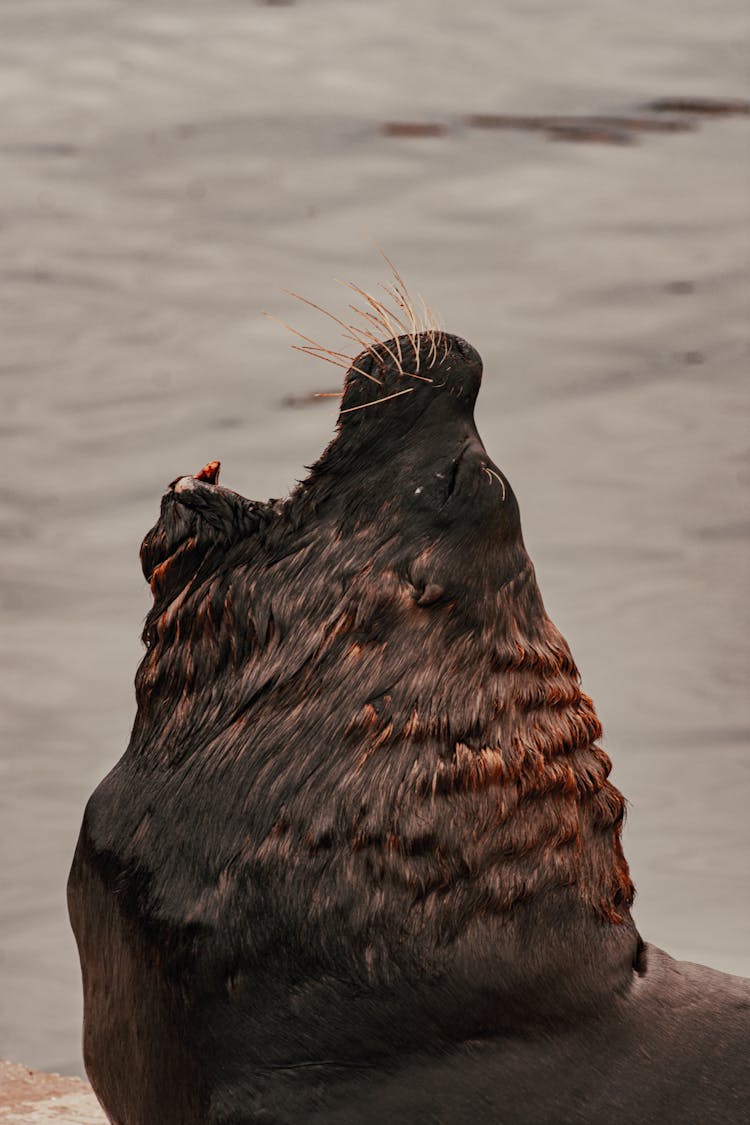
[69,327,749,1124]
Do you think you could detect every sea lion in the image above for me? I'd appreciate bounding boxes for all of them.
[68,292,750,1124]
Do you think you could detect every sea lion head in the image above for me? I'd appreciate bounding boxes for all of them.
[304,329,529,610]
[141,325,526,622]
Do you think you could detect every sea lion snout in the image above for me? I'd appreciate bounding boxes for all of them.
[338,331,483,422]
[433,334,483,404]
[446,333,481,368]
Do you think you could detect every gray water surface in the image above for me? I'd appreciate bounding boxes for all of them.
[1,0,748,1077]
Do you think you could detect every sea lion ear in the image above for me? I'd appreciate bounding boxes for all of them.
[414,582,446,607]
[406,551,454,609]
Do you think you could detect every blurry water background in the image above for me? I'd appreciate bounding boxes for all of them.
[1,0,748,1077]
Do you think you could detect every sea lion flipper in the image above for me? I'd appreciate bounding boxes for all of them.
[194,460,221,484]
[169,473,267,537]
[140,469,267,597]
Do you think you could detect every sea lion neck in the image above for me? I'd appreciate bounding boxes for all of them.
[70,302,646,1121]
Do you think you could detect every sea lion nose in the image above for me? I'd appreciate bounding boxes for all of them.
[447,335,482,370]
[435,335,483,406]
[452,336,476,361]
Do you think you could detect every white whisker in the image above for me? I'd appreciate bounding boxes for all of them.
[482,466,507,500]
[339,387,416,414]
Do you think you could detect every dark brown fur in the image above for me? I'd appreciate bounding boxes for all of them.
[69,329,749,1124]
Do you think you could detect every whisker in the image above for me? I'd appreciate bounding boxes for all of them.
[424,306,444,367]
[344,308,388,343]
[276,261,447,397]
[416,295,439,367]
[292,345,348,368]
[347,303,389,340]
[269,307,388,379]
[422,296,442,335]
[284,290,379,358]
[375,286,413,336]
[377,245,418,326]
[336,280,390,334]
[424,302,447,361]
[427,331,439,368]
[380,316,404,369]
[382,282,418,335]
[299,344,357,361]
[383,317,404,368]
[386,274,421,370]
[339,387,416,414]
[380,282,421,370]
[337,280,405,369]
[349,364,383,384]
[292,345,383,385]
[264,311,331,351]
[347,306,404,373]
[343,337,382,366]
[359,295,430,384]
[482,466,507,500]
[427,333,440,369]
[362,294,403,358]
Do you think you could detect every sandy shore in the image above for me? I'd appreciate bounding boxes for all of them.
[1,0,748,1078]
[0,1061,104,1124]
